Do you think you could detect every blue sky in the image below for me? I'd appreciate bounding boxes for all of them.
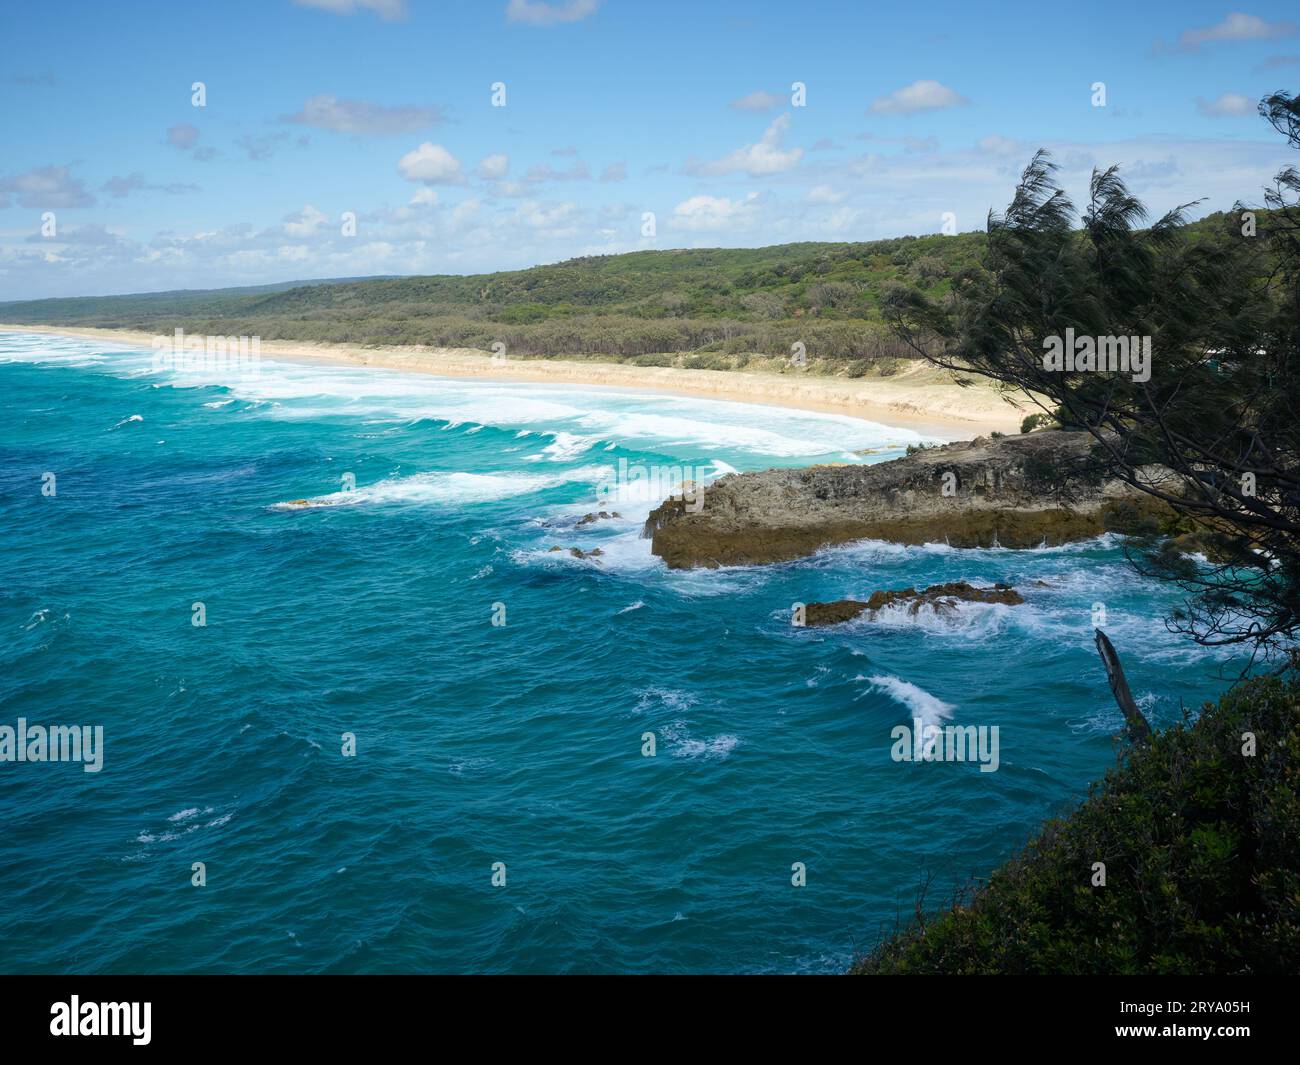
[1,0,1297,299]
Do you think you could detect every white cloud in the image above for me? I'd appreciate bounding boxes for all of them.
[283,205,329,237]
[8,132,1293,302]
[23,222,125,247]
[409,187,439,206]
[523,160,589,183]
[1176,12,1298,51]
[291,0,407,19]
[730,90,783,112]
[477,153,510,180]
[0,165,95,208]
[688,114,803,177]
[976,134,1020,155]
[450,199,481,228]
[397,142,465,184]
[506,0,600,27]
[818,207,864,235]
[671,192,759,231]
[807,185,845,205]
[102,173,198,198]
[519,200,580,229]
[285,95,442,135]
[869,79,969,115]
[1197,92,1255,117]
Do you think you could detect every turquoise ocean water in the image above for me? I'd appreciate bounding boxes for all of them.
[0,332,1239,973]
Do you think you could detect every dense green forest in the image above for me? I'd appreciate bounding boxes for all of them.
[0,212,1254,376]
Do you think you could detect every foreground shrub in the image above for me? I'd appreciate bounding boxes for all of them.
[854,677,1300,974]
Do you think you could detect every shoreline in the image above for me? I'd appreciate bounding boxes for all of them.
[0,323,1038,439]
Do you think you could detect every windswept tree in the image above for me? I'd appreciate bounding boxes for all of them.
[883,92,1300,670]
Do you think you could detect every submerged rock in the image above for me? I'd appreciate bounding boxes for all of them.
[1166,528,1258,567]
[869,580,1024,610]
[646,430,1177,569]
[803,582,1025,626]
[549,545,605,559]
[803,599,873,626]
[575,511,622,526]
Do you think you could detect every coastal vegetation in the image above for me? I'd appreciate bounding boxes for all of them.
[850,91,1300,975]
[884,91,1300,669]
[855,676,1300,975]
[0,217,1258,377]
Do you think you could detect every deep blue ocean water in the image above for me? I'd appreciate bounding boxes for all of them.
[0,332,1240,973]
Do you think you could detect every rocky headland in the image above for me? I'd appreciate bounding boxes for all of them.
[645,430,1176,569]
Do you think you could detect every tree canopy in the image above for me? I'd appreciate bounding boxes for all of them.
[884,92,1300,671]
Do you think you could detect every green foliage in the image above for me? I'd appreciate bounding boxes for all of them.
[884,138,1298,659]
[1020,413,1053,433]
[0,238,991,368]
[855,677,1300,974]
[0,212,1269,376]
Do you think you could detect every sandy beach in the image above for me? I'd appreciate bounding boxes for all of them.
[0,323,1039,439]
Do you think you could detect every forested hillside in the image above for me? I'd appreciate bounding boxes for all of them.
[0,212,1251,376]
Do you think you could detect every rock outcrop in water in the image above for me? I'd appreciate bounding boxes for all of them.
[575,510,622,526]
[549,545,604,559]
[802,582,1026,626]
[646,430,1176,569]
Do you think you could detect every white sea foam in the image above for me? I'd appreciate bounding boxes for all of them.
[660,722,740,760]
[633,687,697,715]
[3,333,930,462]
[272,464,612,510]
[864,599,1016,637]
[533,430,596,461]
[866,674,955,729]
[672,733,740,760]
[24,608,57,631]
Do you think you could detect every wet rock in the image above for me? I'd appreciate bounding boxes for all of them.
[576,510,622,526]
[804,599,871,626]
[646,430,1178,569]
[1167,529,1257,567]
[551,545,604,559]
[802,582,1025,626]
